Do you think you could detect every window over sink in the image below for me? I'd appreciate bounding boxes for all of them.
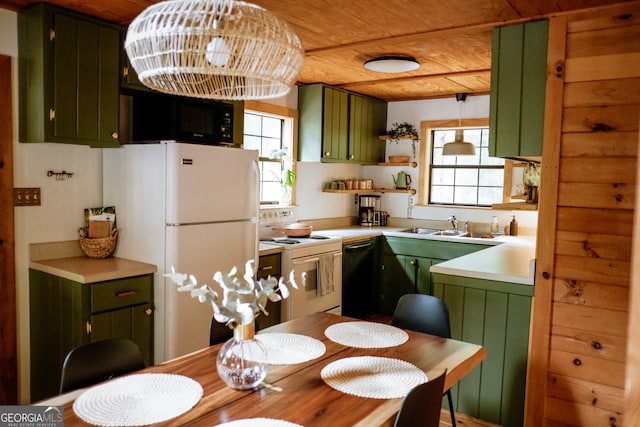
[419,118,505,207]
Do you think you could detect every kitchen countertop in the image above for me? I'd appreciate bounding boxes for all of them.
[29,240,157,283]
[315,226,536,285]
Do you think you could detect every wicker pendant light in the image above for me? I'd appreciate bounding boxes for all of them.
[442,93,476,156]
[125,0,304,100]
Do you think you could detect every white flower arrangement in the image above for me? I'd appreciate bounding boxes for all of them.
[164,260,297,327]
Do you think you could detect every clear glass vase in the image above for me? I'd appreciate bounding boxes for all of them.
[216,322,268,390]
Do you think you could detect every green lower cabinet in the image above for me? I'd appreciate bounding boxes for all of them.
[29,269,154,402]
[433,274,533,427]
[380,237,489,314]
[256,253,282,330]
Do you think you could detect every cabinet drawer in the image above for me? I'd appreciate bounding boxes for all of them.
[91,275,152,313]
[258,254,281,279]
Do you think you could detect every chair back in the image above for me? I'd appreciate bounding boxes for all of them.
[391,294,452,339]
[59,337,146,394]
[210,316,234,345]
[393,369,447,427]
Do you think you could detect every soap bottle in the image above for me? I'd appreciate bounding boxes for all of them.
[491,216,499,233]
[509,215,518,236]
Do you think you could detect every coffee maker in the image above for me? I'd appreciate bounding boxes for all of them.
[359,195,380,226]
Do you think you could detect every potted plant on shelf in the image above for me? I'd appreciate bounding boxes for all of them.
[386,122,418,158]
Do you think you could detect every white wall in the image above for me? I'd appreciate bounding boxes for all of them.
[1,8,104,403]
[295,95,538,231]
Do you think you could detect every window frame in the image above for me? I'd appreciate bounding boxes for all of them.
[243,101,298,206]
[418,118,506,208]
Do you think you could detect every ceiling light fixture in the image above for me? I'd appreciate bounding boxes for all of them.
[442,93,477,156]
[363,56,420,73]
[125,0,304,100]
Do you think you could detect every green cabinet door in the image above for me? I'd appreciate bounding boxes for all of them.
[349,94,386,164]
[298,83,386,164]
[29,269,154,401]
[19,4,120,147]
[433,274,533,427]
[322,86,349,161]
[379,237,489,314]
[256,253,282,330]
[489,19,548,159]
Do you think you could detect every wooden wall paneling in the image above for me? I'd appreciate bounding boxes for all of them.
[561,131,638,158]
[547,373,625,414]
[552,279,629,312]
[624,104,640,426]
[551,325,628,363]
[556,206,634,235]
[0,55,17,405]
[561,105,640,133]
[555,231,632,261]
[552,303,628,339]
[544,395,624,426]
[554,254,630,287]
[557,182,636,209]
[558,158,637,183]
[525,14,567,427]
[563,78,640,108]
[548,348,626,389]
[565,24,640,58]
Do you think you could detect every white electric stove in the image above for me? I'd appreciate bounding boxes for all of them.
[259,207,343,321]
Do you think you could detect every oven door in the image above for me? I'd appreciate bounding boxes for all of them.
[284,252,342,320]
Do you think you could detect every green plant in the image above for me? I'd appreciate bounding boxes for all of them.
[387,122,418,158]
[387,122,418,142]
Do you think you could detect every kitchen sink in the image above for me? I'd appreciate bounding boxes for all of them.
[401,228,503,239]
[401,228,441,234]
[431,230,468,237]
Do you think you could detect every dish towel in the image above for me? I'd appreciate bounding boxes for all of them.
[318,253,334,296]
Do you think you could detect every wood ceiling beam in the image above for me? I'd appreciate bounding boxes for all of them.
[335,69,491,88]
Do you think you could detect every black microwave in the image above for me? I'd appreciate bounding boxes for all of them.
[120,91,235,145]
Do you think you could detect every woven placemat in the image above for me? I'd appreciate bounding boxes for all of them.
[324,321,409,348]
[321,356,428,399]
[73,373,203,426]
[255,333,326,365]
[214,418,303,427]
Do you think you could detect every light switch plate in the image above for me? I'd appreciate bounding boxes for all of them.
[14,188,41,206]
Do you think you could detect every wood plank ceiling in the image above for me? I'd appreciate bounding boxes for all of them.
[0,0,632,101]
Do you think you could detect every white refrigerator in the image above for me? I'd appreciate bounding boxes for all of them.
[103,142,259,362]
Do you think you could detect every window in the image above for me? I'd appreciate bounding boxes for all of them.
[429,126,504,207]
[242,105,296,205]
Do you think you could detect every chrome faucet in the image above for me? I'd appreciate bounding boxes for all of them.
[448,215,458,231]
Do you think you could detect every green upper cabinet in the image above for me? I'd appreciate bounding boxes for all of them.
[349,94,386,163]
[119,28,147,91]
[18,4,120,148]
[489,19,549,159]
[298,83,386,164]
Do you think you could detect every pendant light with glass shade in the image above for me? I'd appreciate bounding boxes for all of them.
[442,93,476,156]
[125,0,304,101]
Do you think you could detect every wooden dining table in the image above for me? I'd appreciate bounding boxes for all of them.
[42,312,486,427]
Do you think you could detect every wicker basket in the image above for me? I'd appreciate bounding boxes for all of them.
[78,228,119,258]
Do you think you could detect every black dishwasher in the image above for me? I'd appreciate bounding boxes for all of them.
[342,237,378,319]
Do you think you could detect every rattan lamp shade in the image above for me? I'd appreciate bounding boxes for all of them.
[125,0,304,100]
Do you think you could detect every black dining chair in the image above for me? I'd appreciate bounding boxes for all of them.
[393,369,447,427]
[209,316,234,345]
[59,337,146,394]
[391,294,457,427]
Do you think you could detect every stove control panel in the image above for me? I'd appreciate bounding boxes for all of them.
[259,207,297,227]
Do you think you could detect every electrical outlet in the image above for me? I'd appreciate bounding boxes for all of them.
[14,188,41,206]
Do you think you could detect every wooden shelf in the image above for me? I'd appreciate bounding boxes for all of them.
[379,134,418,140]
[491,202,538,211]
[377,162,417,167]
[323,188,416,194]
